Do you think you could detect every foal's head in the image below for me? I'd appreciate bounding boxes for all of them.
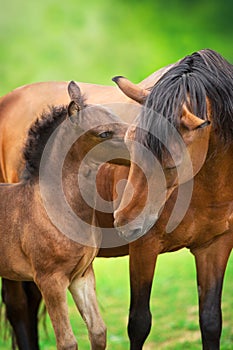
[22,81,130,246]
[66,82,129,166]
[23,81,129,182]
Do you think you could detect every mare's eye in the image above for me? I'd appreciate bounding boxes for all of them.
[98,131,113,139]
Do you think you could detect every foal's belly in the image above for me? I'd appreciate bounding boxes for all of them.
[0,243,33,281]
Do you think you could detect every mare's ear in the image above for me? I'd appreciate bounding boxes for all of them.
[67,81,84,119]
[181,106,210,130]
[112,76,149,104]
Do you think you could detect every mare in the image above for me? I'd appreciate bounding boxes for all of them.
[114,49,233,349]
[0,80,129,350]
[0,65,174,348]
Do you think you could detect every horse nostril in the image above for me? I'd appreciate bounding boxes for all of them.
[114,211,127,228]
[114,215,133,231]
[114,218,126,229]
[113,219,118,229]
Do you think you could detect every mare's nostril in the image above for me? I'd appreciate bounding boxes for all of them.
[113,213,128,229]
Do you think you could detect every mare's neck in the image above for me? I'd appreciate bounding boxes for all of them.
[195,134,233,203]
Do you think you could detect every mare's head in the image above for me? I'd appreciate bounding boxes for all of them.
[23,81,129,182]
[114,49,233,241]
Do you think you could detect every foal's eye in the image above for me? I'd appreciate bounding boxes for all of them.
[98,131,113,139]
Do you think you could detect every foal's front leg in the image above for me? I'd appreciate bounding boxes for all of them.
[193,232,232,350]
[69,265,106,350]
[36,274,77,350]
[69,264,106,350]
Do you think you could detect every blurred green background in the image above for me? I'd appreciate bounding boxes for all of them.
[0,0,233,349]
[0,0,233,94]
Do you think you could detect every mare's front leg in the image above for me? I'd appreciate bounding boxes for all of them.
[69,264,106,350]
[192,231,232,350]
[128,234,158,350]
[23,281,42,349]
[1,279,41,350]
[35,274,77,350]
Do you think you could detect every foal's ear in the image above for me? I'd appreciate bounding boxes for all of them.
[67,81,84,119]
[68,101,80,119]
[181,106,210,130]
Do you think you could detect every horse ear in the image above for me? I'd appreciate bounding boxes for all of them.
[181,106,210,130]
[112,76,149,104]
[67,81,84,119]
[68,101,80,119]
[68,81,82,104]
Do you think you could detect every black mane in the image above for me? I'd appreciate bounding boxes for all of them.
[22,105,68,180]
[137,49,233,158]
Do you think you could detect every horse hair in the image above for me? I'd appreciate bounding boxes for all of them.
[136,49,233,159]
[22,105,68,181]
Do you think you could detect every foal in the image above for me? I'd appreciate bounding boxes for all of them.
[0,81,127,350]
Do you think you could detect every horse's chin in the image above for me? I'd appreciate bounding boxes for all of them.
[114,214,158,242]
[115,226,144,242]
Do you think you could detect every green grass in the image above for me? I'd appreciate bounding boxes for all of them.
[0,0,233,95]
[1,250,232,349]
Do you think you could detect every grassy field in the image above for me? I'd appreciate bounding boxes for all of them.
[0,1,233,349]
[0,249,232,349]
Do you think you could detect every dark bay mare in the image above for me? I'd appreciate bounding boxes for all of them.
[114,49,233,349]
[0,66,174,349]
[0,80,130,350]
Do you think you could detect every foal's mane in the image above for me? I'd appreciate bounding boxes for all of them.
[138,49,233,158]
[23,105,68,180]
